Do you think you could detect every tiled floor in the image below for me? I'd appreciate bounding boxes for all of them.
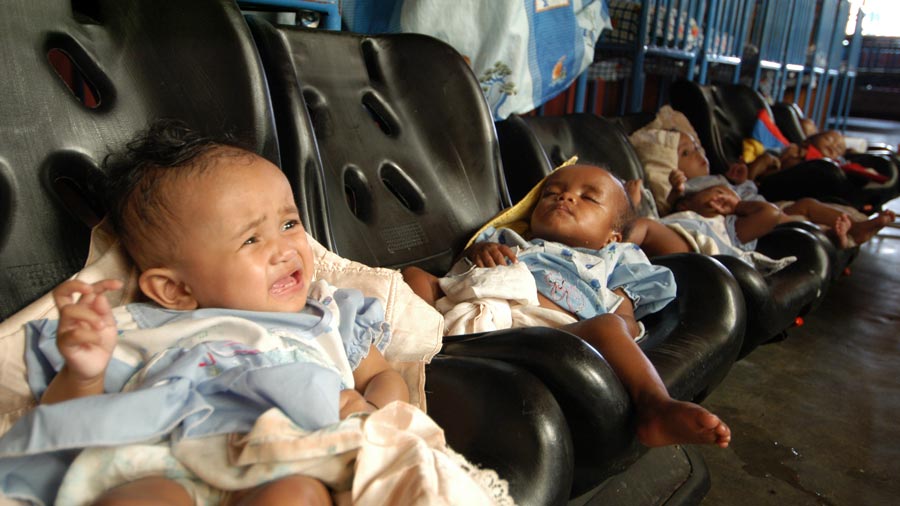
[697,197,900,505]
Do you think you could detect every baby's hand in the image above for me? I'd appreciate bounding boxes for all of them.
[726,162,749,184]
[53,279,122,382]
[751,152,781,178]
[708,194,739,215]
[668,169,687,194]
[464,242,518,268]
[624,179,644,206]
[779,143,804,169]
[339,389,375,419]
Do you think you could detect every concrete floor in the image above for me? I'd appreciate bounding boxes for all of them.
[697,196,900,505]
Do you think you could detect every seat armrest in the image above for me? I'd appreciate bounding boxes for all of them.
[643,253,744,399]
[441,327,633,495]
[426,354,573,506]
[441,253,745,495]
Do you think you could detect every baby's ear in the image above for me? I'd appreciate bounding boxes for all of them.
[606,230,623,246]
[138,268,198,310]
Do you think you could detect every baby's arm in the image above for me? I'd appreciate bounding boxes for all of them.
[779,143,805,169]
[612,288,642,339]
[747,152,781,180]
[463,241,518,267]
[348,345,409,415]
[731,200,784,244]
[665,170,687,208]
[42,279,122,404]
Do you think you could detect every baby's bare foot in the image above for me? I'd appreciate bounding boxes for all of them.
[635,398,731,448]
[827,213,852,249]
[849,211,896,244]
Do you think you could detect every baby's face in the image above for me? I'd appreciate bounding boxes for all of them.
[681,184,740,217]
[530,165,626,250]
[167,151,314,313]
[677,133,710,178]
[809,130,845,160]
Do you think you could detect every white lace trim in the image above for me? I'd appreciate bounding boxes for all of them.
[446,446,518,506]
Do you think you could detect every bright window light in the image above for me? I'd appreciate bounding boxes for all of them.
[859,0,900,36]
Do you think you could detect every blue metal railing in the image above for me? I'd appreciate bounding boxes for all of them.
[238,0,341,30]
[829,9,865,131]
[542,0,877,124]
[698,0,755,84]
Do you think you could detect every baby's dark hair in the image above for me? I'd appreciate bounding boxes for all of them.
[104,119,252,269]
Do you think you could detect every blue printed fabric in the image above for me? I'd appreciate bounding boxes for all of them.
[341,0,611,119]
[477,227,676,319]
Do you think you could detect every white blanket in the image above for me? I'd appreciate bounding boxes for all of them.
[53,402,514,506]
[435,262,618,338]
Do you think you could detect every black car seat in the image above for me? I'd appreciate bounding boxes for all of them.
[0,2,573,505]
[496,113,831,358]
[668,81,876,278]
[245,16,746,502]
[668,80,898,212]
[0,0,278,322]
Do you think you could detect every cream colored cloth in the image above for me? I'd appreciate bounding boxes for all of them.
[54,402,514,506]
[0,221,443,435]
[628,128,681,216]
[643,105,700,140]
[435,262,576,336]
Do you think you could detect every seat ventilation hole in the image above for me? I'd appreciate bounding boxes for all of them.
[361,39,384,85]
[343,165,373,222]
[362,92,399,137]
[45,151,106,228]
[45,34,112,110]
[380,163,425,214]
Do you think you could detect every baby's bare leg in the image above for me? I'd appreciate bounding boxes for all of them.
[625,218,692,257]
[230,475,332,506]
[401,266,444,306]
[782,198,847,224]
[561,315,730,448]
[92,477,193,506]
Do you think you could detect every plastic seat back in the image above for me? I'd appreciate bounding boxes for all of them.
[246,18,509,273]
[0,0,277,321]
[497,114,645,204]
[669,80,770,173]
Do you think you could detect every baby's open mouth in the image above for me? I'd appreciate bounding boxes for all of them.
[270,270,302,296]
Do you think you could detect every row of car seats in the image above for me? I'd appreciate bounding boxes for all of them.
[495,113,834,360]
[0,1,846,504]
[244,14,747,504]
